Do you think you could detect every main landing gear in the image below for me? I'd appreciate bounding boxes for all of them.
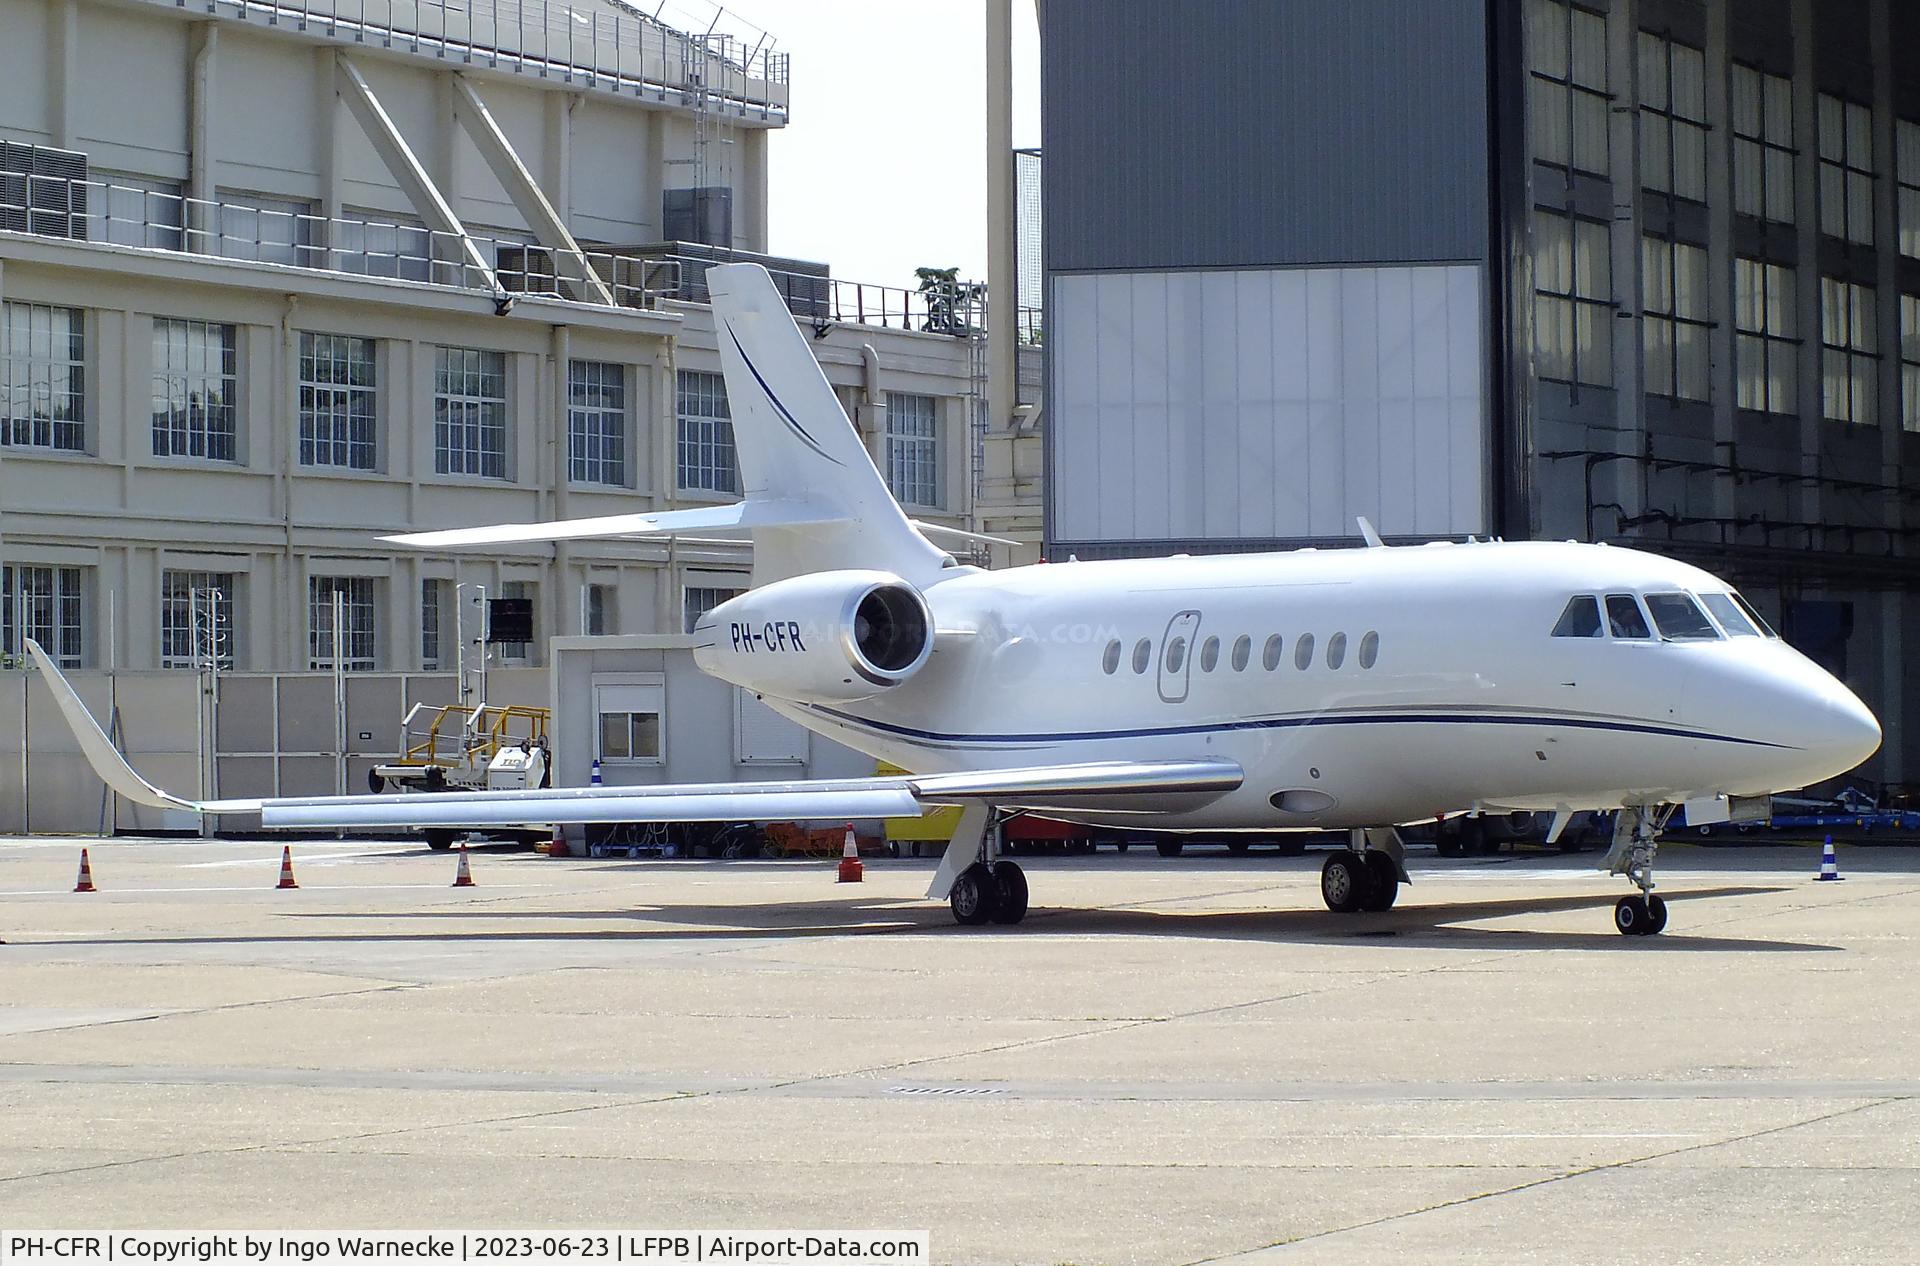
[1320,828,1407,914]
[932,805,1029,927]
[1605,804,1672,937]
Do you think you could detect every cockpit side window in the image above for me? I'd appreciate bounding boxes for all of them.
[1552,595,1603,638]
[1699,592,1760,637]
[1731,591,1779,638]
[1605,594,1653,639]
[1645,592,1721,640]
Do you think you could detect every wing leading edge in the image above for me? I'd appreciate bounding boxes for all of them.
[26,640,1244,828]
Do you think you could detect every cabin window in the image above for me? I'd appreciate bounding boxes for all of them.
[1102,639,1122,673]
[1358,630,1379,669]
[1732,591,1779,637]
[1294,633,1316,669]
[1326,632,1348,669]
[1262,634,1284,671]
[1131,638,1152,674]
[1645,592,1721,640]
[1231,634,1252,671]
[1199,635,1220,672]
[1552,595,1603,637]
[1606,594,1653,639]
[1699,593,1760,637]
[1165,636,1188,673]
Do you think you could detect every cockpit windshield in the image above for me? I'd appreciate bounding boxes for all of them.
[1645,592,1720,641]
[1699,592,1760,637]
[1730,591,1779,638]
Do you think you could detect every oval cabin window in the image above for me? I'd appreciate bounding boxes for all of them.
[1262,635,1284,671]
[1295,633,1316,670]
[1358,630,1379,669]
[1326,632,1347,669]
[1102,639,1122,674]
[1231,635,1252,671]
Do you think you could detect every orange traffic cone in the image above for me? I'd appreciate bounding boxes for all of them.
[452,843,475,887]
[73,848,97,893]
[275,845,300,890]
[547,823,569,859]
[836,826,864,883]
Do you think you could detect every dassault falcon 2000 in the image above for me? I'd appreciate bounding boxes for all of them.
[30,263,1882,936]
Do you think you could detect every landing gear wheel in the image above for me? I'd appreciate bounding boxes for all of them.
[989,861,1029,924]
[1321,850,1366,914]
[1644,893,1667,934]
[1360,852,1399,911]
[1155,839,1185,858]
[1614,895,1667,936]
[1227,839,1251,855]
[424,829,457,852]
[950,863,1001,926]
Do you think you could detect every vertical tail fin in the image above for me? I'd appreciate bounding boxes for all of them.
[706,263,951,584]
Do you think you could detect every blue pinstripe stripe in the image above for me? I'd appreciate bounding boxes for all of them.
[802,705,1796,751]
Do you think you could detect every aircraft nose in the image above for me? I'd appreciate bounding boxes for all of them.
[1785,675,1882,776]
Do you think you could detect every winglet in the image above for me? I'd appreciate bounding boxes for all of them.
[1356,516,1386,549]
[23,640,259,814]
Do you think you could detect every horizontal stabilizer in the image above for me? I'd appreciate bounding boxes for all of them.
[382,497,844,549]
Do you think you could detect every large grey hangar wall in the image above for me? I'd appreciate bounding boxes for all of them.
[1042,0,1495,551]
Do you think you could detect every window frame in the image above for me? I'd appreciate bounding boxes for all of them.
[1,300,85,452]
[151,317,238,462]
[568,359,627,487]
[675,368,739,496]
[160,569,236,670]
[1,563,85,668]
[1527,0,1612,178]
[433,345,508,479]
[1735,257,1799,416]
[682,583,746,634]
[1642,236,1711,402]
[1638,31,1708,202]
[1552,594,1604,638]
[308,575,377,671]
[884,391,942,509]
[1732,64,1796,225]
[1533,211,1614,389]
[1818,94,1876,247]
[1821,276,1879,426]
[299,331,377,470]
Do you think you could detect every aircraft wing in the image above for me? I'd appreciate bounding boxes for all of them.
[381,497,845,549]
[26,640,1243,828]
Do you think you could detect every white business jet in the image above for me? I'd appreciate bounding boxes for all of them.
[29,264,1882,937]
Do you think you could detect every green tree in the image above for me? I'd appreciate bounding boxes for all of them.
[914,266,985,336]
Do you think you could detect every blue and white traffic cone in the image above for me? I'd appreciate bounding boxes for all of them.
[590,758,603,787]
[1815,835,1842,881]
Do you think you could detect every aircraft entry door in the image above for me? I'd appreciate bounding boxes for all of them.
[1158,610,1201,704]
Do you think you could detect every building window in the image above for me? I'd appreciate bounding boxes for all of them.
[676,369,737,494]
[1,564,84,668]
[683,584,745,633]
[1534,212,1613,388]
[497,579,535,662]
[308,576,376,671]
[1898,121,1920,260]
[1638,33,1707,202]
[421,578,446,670]
[97,173,184,251]
[1901,294,1920,433]
[1821,278,1878,426]
[1736,258,1798,416]
[885,392,941,507]
[1819,95,1876,247]
[299,333,376,470]
[433,346,507,478]
[586,583,615,636]
[151,318,237,461]
[1732,66,1795,224]
[1642,237,1710,402]
[2,302,85,451]
[332,208,431,282]
[216,191,313,267]
[160,571,235,670]
[1527,0,1610,177]
[568,360,625,485]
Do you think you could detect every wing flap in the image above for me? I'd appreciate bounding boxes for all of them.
[262,788,923,828]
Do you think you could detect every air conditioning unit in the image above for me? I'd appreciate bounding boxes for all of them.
[0,142,88,240]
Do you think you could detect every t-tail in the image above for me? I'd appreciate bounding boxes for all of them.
[383,262,959,586]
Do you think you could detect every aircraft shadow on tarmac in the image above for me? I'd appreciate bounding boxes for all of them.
[222,883,1832,953]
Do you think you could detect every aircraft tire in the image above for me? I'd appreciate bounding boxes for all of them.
[950,863,1000,926]
[1360,852,1399,911]
[1614,895,1664,936]
[425,829,458,852]
[1321,851,1366,914]
[1155,839,1185,858]
[1227,839,1251,855]
[989,861,1029,924]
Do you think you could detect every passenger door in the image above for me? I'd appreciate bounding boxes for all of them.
[1158,610,1201,704]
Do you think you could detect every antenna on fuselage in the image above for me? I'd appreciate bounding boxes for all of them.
[1356,516,1386,549]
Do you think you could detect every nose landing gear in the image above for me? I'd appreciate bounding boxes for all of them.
[1605,805,1673,936]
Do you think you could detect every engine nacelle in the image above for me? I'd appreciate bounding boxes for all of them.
[692,570,934,703]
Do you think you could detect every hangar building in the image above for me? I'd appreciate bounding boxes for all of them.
[1040,0,1920,789]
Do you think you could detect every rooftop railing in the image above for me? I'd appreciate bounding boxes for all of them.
[1,173,1008,338]
[140,0,789,120]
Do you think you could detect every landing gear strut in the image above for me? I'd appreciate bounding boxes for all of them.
[933,806,1028,927]
[1321,828,1407,914]
[1605,805,1672,936]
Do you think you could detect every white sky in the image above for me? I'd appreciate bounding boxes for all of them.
[713,1,1042,288]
